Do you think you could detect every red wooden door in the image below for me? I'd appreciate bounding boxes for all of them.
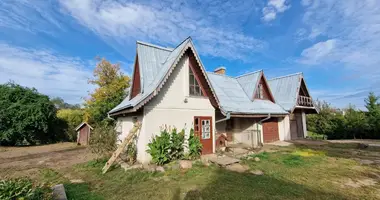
[263,118,279,143]
[194,116,213,154]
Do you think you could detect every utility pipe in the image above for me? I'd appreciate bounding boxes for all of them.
[256,113,271,147]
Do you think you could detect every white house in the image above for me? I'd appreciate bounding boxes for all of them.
[108,37,318,164]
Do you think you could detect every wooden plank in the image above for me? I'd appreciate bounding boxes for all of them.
[102,121,141,174]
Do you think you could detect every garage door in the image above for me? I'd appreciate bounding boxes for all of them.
[263,118,279,143]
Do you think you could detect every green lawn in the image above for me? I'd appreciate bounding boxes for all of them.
[37,144,380,200]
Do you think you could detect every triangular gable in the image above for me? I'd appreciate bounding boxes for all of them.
[253,72,276,103]
[236,70,261,100]
[130,54,141,99]
[298,78,310,97]
[109,37,221,115]
[75,122,93,131]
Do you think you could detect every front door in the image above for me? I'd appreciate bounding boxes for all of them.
[194,116,213,154]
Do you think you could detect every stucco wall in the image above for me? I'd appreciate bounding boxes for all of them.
[278,115,291,141]
[215,117,261,148]
[118,54,215,163]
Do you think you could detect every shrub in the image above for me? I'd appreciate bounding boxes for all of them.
[169,128,185,160]
[0,82,65,145]
[188,128,202,160]
[0,178,49,200]
[146,128,171,165]
[57,109,85,142]
[306,131,327,140]
[89,122,119,158]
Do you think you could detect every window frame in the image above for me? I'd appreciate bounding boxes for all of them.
[189,67,204,97]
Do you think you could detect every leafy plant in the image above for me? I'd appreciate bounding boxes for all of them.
[89,122,119,158]
[169,128,185,160]
[188,128,202,160]
[0,178,48,200]
[146,129,171,165]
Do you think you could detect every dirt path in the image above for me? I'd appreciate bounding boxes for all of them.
[0,143,96,178]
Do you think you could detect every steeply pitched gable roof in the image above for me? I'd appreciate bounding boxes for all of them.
[109,37,220,115]
[207,72,287,115]
[268,72,316,112]
[236,70,262,98]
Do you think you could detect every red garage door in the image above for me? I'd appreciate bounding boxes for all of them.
[263,118,279,143]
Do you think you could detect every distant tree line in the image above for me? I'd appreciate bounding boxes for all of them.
[0,58,130,146]
[307,92,380,139]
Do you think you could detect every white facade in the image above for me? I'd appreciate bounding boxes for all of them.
[117,54,215,163]
[278,115,291,141]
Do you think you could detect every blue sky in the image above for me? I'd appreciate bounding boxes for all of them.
[1,0,379,109]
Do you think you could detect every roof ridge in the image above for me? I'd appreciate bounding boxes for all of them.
[136,41,173,51]
[235,69,263,79]
[268,72,303,81]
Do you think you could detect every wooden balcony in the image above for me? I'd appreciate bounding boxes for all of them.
[297,96,314,107]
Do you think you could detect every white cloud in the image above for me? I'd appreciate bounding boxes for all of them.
[262,7,277,22]
[0,0,65,36]
[268,0,290,12]
[59,0,265,61]
[262,0,290,22]
[298,39,337,64]
[0,43,94,104]
[299,0,380,78]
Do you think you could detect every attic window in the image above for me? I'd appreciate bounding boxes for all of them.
[255,83,263,99]
[189,67,203,96]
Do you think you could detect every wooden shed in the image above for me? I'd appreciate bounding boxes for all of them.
[75,122,93,145]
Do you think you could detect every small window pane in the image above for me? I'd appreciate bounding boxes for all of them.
[190,74,195,85]
[190,86,195,95]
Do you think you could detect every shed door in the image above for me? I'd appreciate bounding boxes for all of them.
[263,118,279,143]
[194,116,213,154]
[79,126,89,145]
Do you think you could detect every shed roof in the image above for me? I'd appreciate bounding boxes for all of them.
[75,122,93,131]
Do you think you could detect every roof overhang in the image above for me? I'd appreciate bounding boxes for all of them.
[293,106,319,114]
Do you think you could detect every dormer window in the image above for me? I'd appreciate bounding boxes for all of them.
[189,67,203,96]
[255,83,263,99]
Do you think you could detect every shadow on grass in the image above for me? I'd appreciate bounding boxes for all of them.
[170,168,349,200]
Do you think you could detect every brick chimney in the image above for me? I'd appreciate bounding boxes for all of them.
[214,66,226,75]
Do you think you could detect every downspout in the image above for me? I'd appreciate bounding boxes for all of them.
[216,112,230,123]
[257,113,271,147]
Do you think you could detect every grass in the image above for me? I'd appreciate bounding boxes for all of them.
[30,145,380,200]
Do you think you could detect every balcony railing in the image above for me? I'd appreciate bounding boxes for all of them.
[297,96,314,107]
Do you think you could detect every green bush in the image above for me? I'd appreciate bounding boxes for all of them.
[57,109,85,142]
[188,128,202,160]
[0,178,49,200]
[89,122,119,158]
[146,128,171,165]
[307,93,380,140]
[306,131,327,140]
[0,82,65,145]
[169,128,185,160]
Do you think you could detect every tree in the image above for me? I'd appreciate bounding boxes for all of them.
[0,82,64,145]
[85,58,130,125]
[364,92,380,138]
[57,109,85,142]
[51,97,80,109]
[344,105,368,139]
